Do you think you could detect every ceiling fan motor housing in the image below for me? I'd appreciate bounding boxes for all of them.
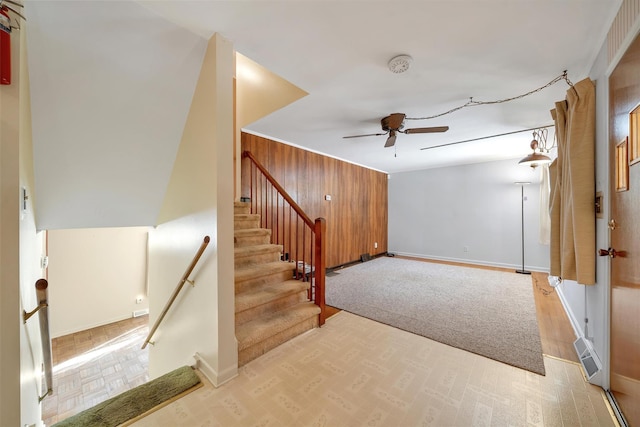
[381,113,405,131]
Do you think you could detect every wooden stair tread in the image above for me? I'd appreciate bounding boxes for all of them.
[236,280,309,313]
[236,302,321,351]
[235,261,295,282]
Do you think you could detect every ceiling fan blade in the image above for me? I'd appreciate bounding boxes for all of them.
[343,132,388,139]
[384,131,397,148]
[403,126,449,134]
[386,113,406,130]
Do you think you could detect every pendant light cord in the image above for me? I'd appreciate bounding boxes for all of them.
[406,71,574,121]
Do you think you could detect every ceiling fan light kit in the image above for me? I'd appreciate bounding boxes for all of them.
[388,55,413,74]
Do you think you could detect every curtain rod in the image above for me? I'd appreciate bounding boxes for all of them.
[419,124,555,151]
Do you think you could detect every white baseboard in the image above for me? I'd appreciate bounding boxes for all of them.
[193,352,238,387]
[554,285,583,339]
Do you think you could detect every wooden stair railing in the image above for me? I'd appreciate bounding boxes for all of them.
[242,151,326,325]
[23,279,53,402]
[142,236,210,349]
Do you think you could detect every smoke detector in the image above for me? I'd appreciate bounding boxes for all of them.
[388,55,413,74]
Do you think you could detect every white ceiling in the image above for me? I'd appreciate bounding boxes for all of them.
[143,0,621,173]
[24,1,621,229]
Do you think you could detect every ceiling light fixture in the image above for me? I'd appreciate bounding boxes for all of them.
[518,128,554,169]
[388,55,412,74]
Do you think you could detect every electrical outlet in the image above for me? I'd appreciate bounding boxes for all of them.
[374,242,378,249]
[463,246,469,252]
[136,297,143,304]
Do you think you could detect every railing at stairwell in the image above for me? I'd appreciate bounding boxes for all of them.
[142,236,210,349]
[23,279,53,402]
[242,151,326,326]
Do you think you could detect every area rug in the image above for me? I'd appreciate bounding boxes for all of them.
[52,365,202,427]
[325,257,545,375]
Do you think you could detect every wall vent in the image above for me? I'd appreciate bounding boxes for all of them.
[574,337,601,381]
[133,308,149,318]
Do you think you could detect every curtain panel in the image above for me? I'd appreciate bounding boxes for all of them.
[549,78,596,285]
[539,164,551,245]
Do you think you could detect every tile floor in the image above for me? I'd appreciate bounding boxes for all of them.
[42,315,149,426]
[131,311,616,427]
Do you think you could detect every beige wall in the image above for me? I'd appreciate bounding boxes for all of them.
[1,26,46,426]
[149,33,237,386]
[47,226,150,337]
[18,27,48,426]
[0,23,23,427]
[234,53,307,199]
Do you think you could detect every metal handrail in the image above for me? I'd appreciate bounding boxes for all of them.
[142,236,210,349]
[242,151,326,325]
[23,279,53,402]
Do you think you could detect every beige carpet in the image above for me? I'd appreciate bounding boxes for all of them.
[326,257,545,375]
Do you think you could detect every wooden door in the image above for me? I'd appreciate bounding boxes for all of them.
[609,31,640,427]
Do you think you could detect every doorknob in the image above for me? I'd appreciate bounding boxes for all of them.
[598,247,627,258]
[608,219,618,230]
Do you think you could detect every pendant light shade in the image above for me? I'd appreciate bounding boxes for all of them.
[518,151,552,167]
[519,128,554,168]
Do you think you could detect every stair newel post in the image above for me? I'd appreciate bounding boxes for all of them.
[314,217,326,326]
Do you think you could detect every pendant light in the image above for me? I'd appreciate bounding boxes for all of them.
[519,128,553,169]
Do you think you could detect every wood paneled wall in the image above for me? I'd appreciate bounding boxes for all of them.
[241,132,388,268]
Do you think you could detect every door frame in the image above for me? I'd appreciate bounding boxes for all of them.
[603,20,640,427]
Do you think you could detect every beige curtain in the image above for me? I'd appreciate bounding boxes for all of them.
[539,164,551,245]
[549,78,596,285]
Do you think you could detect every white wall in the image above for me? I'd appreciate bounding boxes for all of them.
[148,33,237,386]
[47,226,150,337]
[389,158,550,271]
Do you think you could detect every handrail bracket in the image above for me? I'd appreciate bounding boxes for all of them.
[23,302,48,324]
[39,388,53,403]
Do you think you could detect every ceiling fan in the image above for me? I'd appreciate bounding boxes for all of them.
[343,113,449,147]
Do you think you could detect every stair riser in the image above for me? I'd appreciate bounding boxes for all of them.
[234,206,251,215]
[235,270,294,294]
[235,234,272,247]
[236,291,309,327]
[238,315,319,366]
[235,219,261,230]
[235,251,282,269]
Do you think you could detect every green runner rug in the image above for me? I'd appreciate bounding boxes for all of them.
[52,365,201,427]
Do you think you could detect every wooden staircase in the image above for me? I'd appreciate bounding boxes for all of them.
[234,202,321,366]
